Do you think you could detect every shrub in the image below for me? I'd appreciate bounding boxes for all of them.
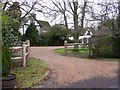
[2,11,18,77]
[112,36,120,58]
[2,45,11,77]
[38,25,70,46]
[89,36,120,58]
[2,12,18,47]
[37,33,49,46]
[24,22,39,46]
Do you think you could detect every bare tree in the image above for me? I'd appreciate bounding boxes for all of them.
[2,0,38,22]
[68,0,88,50]
[51,0,68,29]
[35,0,88,50]
[81,0,87,28]
[72,0,79,50]
[118,0,120,33]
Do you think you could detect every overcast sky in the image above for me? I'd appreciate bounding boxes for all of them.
[5,0,118,28]
[8,0,96,27]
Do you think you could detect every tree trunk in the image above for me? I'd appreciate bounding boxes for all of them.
[64,13,68,29]
[73,1,79,50]
[63,1,68,29]
[81,1,87,28]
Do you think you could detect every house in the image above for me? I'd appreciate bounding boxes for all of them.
[69,27,95,44]
[19,13,51,35]
[37,20,51,34]
[78,29,94,44]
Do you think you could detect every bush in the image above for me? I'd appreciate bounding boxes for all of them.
[90,36,120,58]
[112,36,120,58]
[24,22,39,46]
[2,12,18,47]
[37,34,49,46]
[38,25,70,46]
[2,11,19,77]
[2,45,11,77]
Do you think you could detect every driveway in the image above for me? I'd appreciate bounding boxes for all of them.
[30,46,118,88]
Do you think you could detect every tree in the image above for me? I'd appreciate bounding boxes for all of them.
[88,0,118,35]
[117,0,120,33]
[51,0,68,29]
[112,1,120,58]
[5,2,22,36]
[36,0,88,50]
[88,0,120,58]
[72,0,79,50]
[2,0,37,36]
[39,24,70,46]
[2,11,18,47]
[2,0,37,20]
[25,22,39,46]
[71,0,87,50]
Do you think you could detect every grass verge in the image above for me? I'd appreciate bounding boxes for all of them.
[54,47,89,58]
[54,48,119,61]
[11,58,48,88]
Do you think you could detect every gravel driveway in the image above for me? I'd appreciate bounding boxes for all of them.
[30,46,118,88]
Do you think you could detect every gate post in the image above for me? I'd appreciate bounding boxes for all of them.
[22,44,26,67]
[26,40,30,59]
[64,40,67,55]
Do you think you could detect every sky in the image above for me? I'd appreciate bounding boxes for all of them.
[34,0,99,28]
[4,0,118,29]
[9,0,98,27]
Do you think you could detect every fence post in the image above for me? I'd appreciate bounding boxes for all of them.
[22,43,26,67]
[26,40,29,45]
[64,40,67,55]
[87,38,89,44]
[26,40,30,58]
[82,38,84,44]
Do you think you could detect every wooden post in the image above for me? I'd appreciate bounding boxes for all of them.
[26,40,30,66]
[88,41,91,57]
[22,44,26,67]
[26,40,30,58]
[82,38,84,44]
[26,40,30,47]
[64,40,67,55]
[87,38,89,44]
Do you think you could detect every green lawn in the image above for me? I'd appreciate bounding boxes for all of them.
[11,58,48,88]
[54,47,89,58]
[54,47,119,61]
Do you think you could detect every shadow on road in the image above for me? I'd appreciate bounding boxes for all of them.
[59,75,118,88]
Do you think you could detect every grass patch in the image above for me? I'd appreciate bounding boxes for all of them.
[11,58,48,88]
[54,47,89,58]
[54,48,119,61]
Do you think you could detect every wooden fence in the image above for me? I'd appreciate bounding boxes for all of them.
[10,40,30,68]
[64,40,84,55]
